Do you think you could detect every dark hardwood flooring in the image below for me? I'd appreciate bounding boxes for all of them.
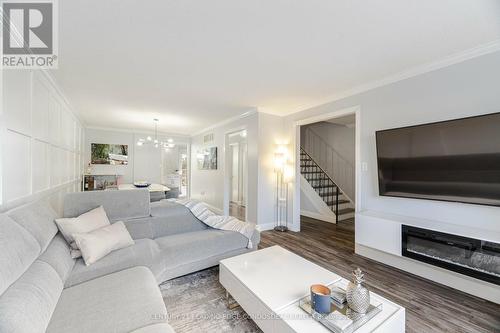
[259,216,500,333]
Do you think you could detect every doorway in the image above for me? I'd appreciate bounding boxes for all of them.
[299,114,356,226]
[161,143,189,198]
[225,130,248,221]
[293,106,361,231]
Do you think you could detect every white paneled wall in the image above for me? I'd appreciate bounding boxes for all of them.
[1,70,84,212]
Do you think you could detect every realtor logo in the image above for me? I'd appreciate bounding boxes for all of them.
[1,0,58,68]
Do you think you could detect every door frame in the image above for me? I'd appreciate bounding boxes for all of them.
[229,142,240,204]
[223,127,248,221]
[292,105,361,231]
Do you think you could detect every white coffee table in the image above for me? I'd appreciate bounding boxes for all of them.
[219,246,405,332]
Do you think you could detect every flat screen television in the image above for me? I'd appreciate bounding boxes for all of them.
[376,112,500,206]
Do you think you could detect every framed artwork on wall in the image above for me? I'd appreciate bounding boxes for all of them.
[91,143,129,165]
[197,147,217,170]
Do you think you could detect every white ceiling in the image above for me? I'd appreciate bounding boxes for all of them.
[53,0,500,135]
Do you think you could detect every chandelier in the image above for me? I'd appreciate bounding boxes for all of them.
[136,119,175,150]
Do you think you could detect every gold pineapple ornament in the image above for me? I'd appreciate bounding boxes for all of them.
[346,268,370,314]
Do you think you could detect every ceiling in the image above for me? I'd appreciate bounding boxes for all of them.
[53,0,500,135]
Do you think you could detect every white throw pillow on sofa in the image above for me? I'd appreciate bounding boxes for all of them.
[72,221,135,266]
[55,205,110,243]
[55,206,111,258]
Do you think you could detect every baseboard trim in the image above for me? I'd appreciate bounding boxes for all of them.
[300,210,336,224]
[256,222,299,232]
[355,243,500,304]
[256,223,275,231]
[205,203,224,215]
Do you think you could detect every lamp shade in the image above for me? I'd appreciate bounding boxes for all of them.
[283,164,294,183]
[274,153,285,171]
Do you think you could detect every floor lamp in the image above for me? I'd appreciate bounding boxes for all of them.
[274,152,288,232]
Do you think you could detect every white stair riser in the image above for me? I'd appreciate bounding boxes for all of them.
[327,201,351,211]
[338,212,355,221]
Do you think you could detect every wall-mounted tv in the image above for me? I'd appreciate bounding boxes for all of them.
[376,112,500,207]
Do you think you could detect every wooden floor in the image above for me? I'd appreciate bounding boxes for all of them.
[260,216,500,333]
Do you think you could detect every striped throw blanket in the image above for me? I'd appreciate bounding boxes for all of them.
[170,199,256,248]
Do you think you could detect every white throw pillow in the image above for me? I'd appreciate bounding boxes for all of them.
[55,206,111,247]
[72,221,135,266]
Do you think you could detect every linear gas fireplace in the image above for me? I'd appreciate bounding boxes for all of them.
[402,225,500,285]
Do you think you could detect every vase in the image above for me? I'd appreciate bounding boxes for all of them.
[346,268,370,314]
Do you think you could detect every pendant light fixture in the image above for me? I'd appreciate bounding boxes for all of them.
[136,119,175,150]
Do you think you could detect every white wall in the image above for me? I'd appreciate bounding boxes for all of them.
[190,111,284,227]
[1,70,84,214]
[84,128,190,184]
[162,146,181,176]
[287,51,500,233]
[191,112,259,221]
[284,51,500,300]
[257,112,287,228]
[300,187,317,212]
[302,122,355,166]
[133,135,162,184]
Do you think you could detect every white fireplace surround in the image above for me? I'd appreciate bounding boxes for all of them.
[355,210,500,304]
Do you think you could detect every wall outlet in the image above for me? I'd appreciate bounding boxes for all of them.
[200,191,206,195]
[362,162,368,172]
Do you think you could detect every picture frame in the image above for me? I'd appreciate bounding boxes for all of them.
[197,147,217,170]
[91,143,129,165]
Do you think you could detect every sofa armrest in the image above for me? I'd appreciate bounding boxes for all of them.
[250,229,261,249]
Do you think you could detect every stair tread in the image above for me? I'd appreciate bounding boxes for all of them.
[313,184,336,188]
[325,199,349,205]
[320,192,342,197]
[337,208,355,215]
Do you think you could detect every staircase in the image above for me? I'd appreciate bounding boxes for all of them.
[300,148,354,222]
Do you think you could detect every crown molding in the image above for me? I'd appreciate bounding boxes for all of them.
[85,125,191,139]
[191,108,258,137]
[279,39,500,117]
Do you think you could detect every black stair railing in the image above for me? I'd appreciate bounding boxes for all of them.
[300,147,340,223]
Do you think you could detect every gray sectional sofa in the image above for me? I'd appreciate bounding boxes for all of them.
[0,189,260,333]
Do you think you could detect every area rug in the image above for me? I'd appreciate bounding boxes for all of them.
[160,267,262,333]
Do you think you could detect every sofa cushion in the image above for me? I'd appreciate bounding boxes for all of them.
[47,266,168,333]
[63,189,151,221]
[155,229,248,269]
[7,200,58,252]
[38,234,75,283]
[0,214,41,295]
[73,221,135,266]
[150,201,207,236]
[65,239,161,288]
[123,217,155,239]
[0,261,63,333]
[55,205,111,246]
